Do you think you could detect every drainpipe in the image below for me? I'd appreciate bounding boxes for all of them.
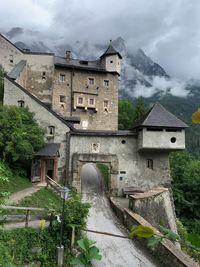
[70,69,74,116]
[65,131,71,187]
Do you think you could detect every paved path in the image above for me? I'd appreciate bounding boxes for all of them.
[7,183,46,204]
[81,163,160,267]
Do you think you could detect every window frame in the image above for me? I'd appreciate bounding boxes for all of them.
[88,78,95,85]
[59,95,65,103]
[48,126,55,135]
[104,80,109,87]
[59,74,66,82]
[103,100,109,108]
[77,96,84,106]
[147,159,153,170]
[88,98,95,107]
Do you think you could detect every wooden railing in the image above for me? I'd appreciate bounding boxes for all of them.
[1,205,54,228]
[45,175,64,194]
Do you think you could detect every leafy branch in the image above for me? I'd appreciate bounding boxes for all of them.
[71,238,102,267]
[129,224,200,252]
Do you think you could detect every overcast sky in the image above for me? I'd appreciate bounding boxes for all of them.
[0,0,200,80]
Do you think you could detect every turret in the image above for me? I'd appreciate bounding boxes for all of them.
[132,103,188,151]
[100,42,122,75]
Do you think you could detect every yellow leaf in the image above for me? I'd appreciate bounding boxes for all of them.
[192,109,200,124]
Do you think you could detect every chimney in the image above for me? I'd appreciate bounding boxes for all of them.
[66,50,71,60]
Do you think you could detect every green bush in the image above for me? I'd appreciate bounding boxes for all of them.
[0,67,4,105]
[97,163,109,189]
[51,193,90,246]
[177,220,200,264]
[170,151,200,221]
[0,193,90,266]
[0,228,57,266]
[0,105,44,170]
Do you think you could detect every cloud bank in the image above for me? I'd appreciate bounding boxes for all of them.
[0,0,200,81]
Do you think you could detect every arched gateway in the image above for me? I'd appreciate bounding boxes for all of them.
[71,153,119,195]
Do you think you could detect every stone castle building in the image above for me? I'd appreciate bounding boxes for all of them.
[0,33,188,198]
[0,34,121,130]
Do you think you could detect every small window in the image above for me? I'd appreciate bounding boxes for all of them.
[9,55,13,63]
[77,97,84,105]
[88,78,94,85]
[103,100,109,108]
[147,159,153,170]
[42,71,46,80]
[60,95,65,103]
[48,126,55,135]
[166,129,181,132]
[146,127,163,132]
[104,80,109,87]
[18,100,24,107]
[170,137,176,143]
[110,60,113,63]
[59,74,65,82]
[121,140,126,144]
[88,98,95,106]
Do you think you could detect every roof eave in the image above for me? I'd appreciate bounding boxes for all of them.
[54,63,108,73]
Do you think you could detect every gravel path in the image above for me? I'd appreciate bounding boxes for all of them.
[7,183,45,204]
[81,163,160,267]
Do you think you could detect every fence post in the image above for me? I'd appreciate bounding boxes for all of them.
[25,210,30,227]
[49,212,54,228]
[46,176,49,188]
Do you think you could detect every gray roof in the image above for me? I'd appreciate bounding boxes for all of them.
[100,44,122,59]
[8,60,26,79]
[35,143,60,157]
[132,102,188,129]
[54,57,107,73]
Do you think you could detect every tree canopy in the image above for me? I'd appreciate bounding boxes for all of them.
[170,151,200,222]
[118,97,146,130]
[0,105,44,167]
[0,67,4,104]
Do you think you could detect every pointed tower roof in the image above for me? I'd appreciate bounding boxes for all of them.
[132,102,188,129]
[100,43,122,59]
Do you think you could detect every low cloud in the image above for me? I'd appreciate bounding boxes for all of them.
[120,75,188,99]
[0,0,200,83]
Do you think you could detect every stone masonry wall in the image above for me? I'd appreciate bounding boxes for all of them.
[4,78,70,180]
[52,68,118,130]
[23,54,54,104]
[0,35,23,72]
[70,134,171,195]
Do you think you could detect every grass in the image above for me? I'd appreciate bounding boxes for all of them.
[18,187,62,210]
[0,161,32,194]
[3,175,32,194]
[96,163,110,189]
[2,187,62,217]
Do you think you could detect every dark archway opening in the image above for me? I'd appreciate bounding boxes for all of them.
[81,163,104,195]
